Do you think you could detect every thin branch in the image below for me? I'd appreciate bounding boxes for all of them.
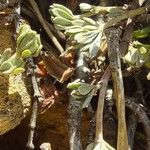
[26,58,43,150]
[21,5,66,41]
[104,5,150,29]
[120,21,134,56]
[28,0,64,53]
[95,66,112,142]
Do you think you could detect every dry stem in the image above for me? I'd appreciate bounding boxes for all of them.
[105,27,129,150]
[28,0,64,53]
[95,66,112,143]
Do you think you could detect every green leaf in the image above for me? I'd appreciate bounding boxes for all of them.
[51,8,74,20]
[89,32,102,57]
[78,83,93,95]
[80,43,91,52]
[83,25,98,31]
[21,49,32,58]
[0,48,12,64]
[12,67,25,75]
[139,46,147,54]
[65,28,84,36]
[0,61,12,72]
[79,3,93,12]
[82,89,95,108]
[67,79,81,89]
[133,26,150,39]
[74,31,99,44]
[50,3,73,17]
[72,19,86,26]
[82,17,97,26]
[71,90,85,99]
[52,16,72,26]
[54,24,68,30]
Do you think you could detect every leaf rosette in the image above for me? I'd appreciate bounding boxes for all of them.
[17,24,43,58]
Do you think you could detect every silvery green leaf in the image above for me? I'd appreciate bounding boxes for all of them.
[71,90,85,99]
[82,17,97,26]
[12,67,25,75]
[75,31,98,44]
[89,32,102,57]
[51,8,74,20]
[51,3,73,17]
[54,24,67,30]
[65,28,84,36]
[72,19,86,26]
[0,61,12,72]
[83,25,98,31]
[13,57,24,67]
[80,43,91,52]
[82,89,95,108]
[52,16,72,26]
[18,32,37,51]
[78,83,93,95]
[66,25,82,30]
[79,3,93,12]
[0,48,12,64]
[67,79,81,89]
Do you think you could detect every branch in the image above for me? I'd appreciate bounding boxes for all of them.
[104,5,150,29]
[28,0,64,53]
[26,58,43,150]
[21,5,66,41]
[95,66,112,142]
[105,27,129,150]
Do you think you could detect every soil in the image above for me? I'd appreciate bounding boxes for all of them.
[0,93,91,150]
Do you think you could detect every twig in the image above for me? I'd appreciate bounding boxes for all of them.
[105,27,129,150]
[120,21,134,56]
[28,0,64,53]
[126,97,150,149]
[26,58,43,150]
[21,5,66,41]
[104,5,150,29]
[95,66,112,143]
